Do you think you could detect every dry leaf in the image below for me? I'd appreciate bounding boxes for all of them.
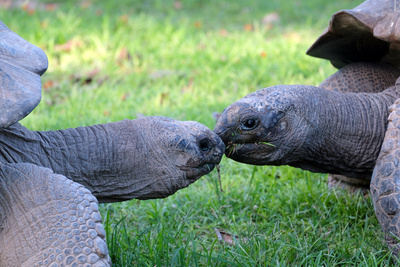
[262,12,280,30]
[0,0,58,11]
[219,29,229,36]
[215,228,235,245]
[27,8,35,15]
[118,14,129,24]
[69,68,109,86]
[43,80,54,90]
[117,47,132,66]
[40,20,49,29]
[214,229,248,246]
[54,39,83,52]
[121,93,130,101]
[243,24,253,32]
[21,2,30,10]
[181,77,193,93]
[262,12,280,24]
[20,1,36,15]
[87,68,100,77]
[80,1,91,9]
[260,51,267,58]
[0,0,12,9]
[160,92,169,106]
[173,1,182,10]
[44,3,57,11]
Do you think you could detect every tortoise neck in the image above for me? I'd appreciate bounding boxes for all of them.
[291,87,398,178]
[0,121,163,202]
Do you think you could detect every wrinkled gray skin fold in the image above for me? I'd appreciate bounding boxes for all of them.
[0,20,225,266]
[214,0,400,258]
[214,80,399,178]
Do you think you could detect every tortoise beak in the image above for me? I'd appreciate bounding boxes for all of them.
[213,118,235,145]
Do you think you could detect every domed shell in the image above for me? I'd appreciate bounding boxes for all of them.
[307,0,400,69]
[0,20,48,129]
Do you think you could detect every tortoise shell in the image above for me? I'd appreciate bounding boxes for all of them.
[307,0,400,69]
[0,20,48,128]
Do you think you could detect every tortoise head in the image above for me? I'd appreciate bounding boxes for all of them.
[0,20,48,128]
[214,85,316,166]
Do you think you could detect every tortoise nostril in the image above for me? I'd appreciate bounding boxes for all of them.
[199,138,212,153]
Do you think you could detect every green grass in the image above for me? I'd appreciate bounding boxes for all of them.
[1,0,397,265]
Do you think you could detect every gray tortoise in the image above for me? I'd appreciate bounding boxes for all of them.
[214,0,400,257]
[0,21,225,266]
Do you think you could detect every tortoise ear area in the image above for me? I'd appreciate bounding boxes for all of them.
[260,110,285,131]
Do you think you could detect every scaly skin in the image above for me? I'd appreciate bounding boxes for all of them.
[214,84,399,178]
[0,117,225,202]
[371,99,400,255]
[0,117,225,266]
[214,61,400,257]
[0,17,227,267]
[0,164,111,266]
[241,0,400,258]
[319,62,400,191]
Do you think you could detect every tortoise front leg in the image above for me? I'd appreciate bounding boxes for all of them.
[327,174,370,194]
[371,98,400,256]
[0,163,110,266]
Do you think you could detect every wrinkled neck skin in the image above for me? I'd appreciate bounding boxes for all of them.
[290,87,398,178]
[0,120,185,202]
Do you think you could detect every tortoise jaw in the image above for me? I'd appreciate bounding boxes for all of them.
[214,119,278,165]
[179,139,225,181]
[225,141,276,165]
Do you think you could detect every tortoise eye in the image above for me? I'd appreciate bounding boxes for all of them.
[241,117,259,130]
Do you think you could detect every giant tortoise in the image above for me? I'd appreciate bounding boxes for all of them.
[0,20,225,266]
[214,0,400,257]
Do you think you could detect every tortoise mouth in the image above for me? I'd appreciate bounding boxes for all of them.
[197,162,218,176]
[225,141,276,165]
[179,141,225,181]
[179,162,218,182]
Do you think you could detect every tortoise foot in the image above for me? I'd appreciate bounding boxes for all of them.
[328,174,370,195]
[371,98,400,258]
